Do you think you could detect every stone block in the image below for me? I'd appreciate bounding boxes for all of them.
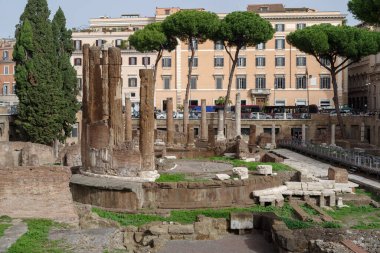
[328,167,348,183]
[307,182,324,191]
[259,195,277,202]
[232,167,249,180]
[223,153,235,158]
[244,158,257,162]
[164,155,177,160]
[293,190,305,196]
[256,165,273,175]
[283,190,294,195]
[214,174,230,181]
[322,189,335,196]
[319,180,335,189]
[149,225,169,235]
[303,191,322,196]
[252,185,287,197]
[285,182,302,190]
[329,194,336,207]
[168,224,194,235]
[230,212,253,230]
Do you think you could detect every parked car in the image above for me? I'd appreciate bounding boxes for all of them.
[249,112,272,119]
[329,109,352,116]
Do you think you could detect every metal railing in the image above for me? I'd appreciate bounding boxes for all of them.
[278,139,380,176]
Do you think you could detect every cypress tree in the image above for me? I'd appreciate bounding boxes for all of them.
[13,0,78,144]
[52,7,80,138]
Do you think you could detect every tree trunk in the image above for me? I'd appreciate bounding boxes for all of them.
[223,48,240,122]
[183,38,195,135]
[331,71,346,139]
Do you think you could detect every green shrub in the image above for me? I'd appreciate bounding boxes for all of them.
[321,221,342,228]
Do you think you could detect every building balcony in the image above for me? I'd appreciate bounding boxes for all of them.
[250,88,271,95]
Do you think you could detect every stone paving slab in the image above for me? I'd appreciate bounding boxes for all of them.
[274,149,380,191]
[0,219,27,253]
[157,232,275,253]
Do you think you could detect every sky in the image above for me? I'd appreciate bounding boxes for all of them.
[0,0,358,38]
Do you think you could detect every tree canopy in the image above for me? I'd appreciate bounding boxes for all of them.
[348,0,380,25]
[287,24,380,138]
[13,0,78,144]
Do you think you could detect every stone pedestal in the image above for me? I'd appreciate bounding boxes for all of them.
[139,69,157,176]
[166,97,174,146]
[201,99,207,142]
[235,93,241,137]
[216,109,226,141]
[331,124,336,146]
[125,97,133,142]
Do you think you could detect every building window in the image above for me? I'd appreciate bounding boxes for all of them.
[214,57,224,67]
[3,84,8,95]
[189,100,198,106]
[275,24,285,32]
[131,92,136,98]
[73,40,82,50]
[319,57,331,67]
[129,57,137,65]
[128,77,137,87]
[115,39,123,47]
[296,23,306,30]
[320,75,331,89]
[296,99,307,106]
[188,38,198,50]
[275,56,285,67]
[237,57,246,67]
[96,39,106,47]
[71,123,79,138]
[320,99,331,108]
[142,57,150,66]
[215,75,223,89]
[296,75,306,89]
[188,57,198,67]
[190,76,197,89]
[255,75,266,89]
[296,56,306,66]
[275,75,285,89]
[214,41,224,50]
[256,56,266,67]
[275,38,285,50]
[275,99,286,106]
[256,43,266,50]
[74,58,82,66]
[3,66,9,75]
[77,78,82,91]
[162,57,171,68]
[163,76,171,89]
[236,76,247,89]
[2,51,9,60]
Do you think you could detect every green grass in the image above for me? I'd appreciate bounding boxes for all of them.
[321,221,342,229]
[0,224,11,238]
[351,222,380,229]
[7,219,69,253]
[355,188,380,202]
[209,156,293,172]
[326,205,376,220]
[0,215,12,223]
[326,205,380,229]
[300,204,319,216]
[93,204,312,230]
[155,173,209,183]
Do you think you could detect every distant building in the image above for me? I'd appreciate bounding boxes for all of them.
[72,4,347,111]
[0,39,18,110]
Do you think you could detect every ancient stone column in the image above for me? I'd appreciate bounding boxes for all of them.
[201,99,207,142]
[81,44,90,167]
[216,109,226,141]
[302,124,306,144]
[249,125,256,149]
[108,47,124,146]
[125,97,133,142]
[235,93,241,137]
[89,46,102,124]
[360,122,365,142]
[187,125,195,148]
[331,124,336,146]
[208,124,215,148]
[166,97,174,146]
[271,124,276,148]
[139,69,157,175]
[183,99,189,136]
[101,49,109,120]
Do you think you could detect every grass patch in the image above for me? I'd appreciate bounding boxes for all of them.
[0,223,11,238]
[351,222,380,229]
[321,221,342,229]
[300,204,319,216]
[0,215,12,223]
[93,204,312,230]
[7,219,69,253]
[326,205,380,229]
[355,188,380,202]
[155,173,208,183]
[209,156,293,172]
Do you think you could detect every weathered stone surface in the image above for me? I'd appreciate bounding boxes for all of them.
[307,182,324,191]
[168,224,194,235]
[214,174,231,181]
[149,224,169,235]
[232,167,249,180]
[285,182,302,190]
[256,165,273,175]
[328,167,348,183]
[252,186,287,197]
[230,212,253,230]
[236,136,249,159]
